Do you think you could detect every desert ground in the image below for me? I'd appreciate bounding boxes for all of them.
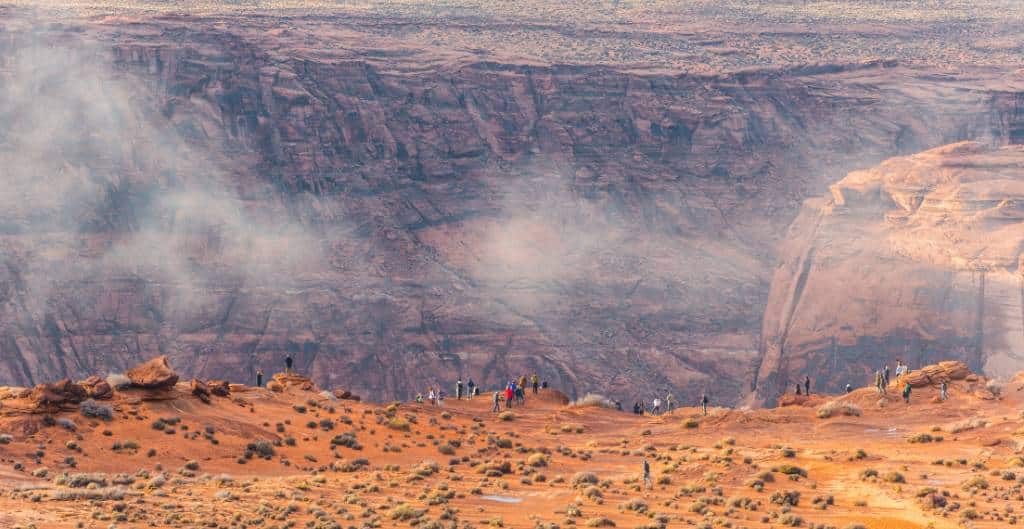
[1,359,1023,529]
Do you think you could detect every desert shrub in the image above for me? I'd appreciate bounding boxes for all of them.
[908,433,938,443]
[56,418,77,431]
[64,473,109,488]
[569,394,616,409]
[105,373,131,390]
[497,411,514,421]
[390,503,425,521]
[527,453,548,467]
[962,476,989,491]
[437,443,456,455]
[882,472,905,483]
[247,440,275,459]
[572,472,600,487]
[387,417,411,431]
[585,517,615,527]
[816,399,861,419]
[51,487,125,501]
[621,498,648,513]
[331,432,362,450]
[0,434,11,444]
[413,460,440,477]
[683,419,699,429]
[774,465,807,477]
[859,469,878,480]
[79,399,113,421]
[770,490,800,506]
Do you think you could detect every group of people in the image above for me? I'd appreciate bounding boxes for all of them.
[492,374,542,412]
[631,393,709,416]
[873,360,917,403]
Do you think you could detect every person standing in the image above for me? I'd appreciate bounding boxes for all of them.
[642,459,652,489]
[467,378,476,399]
[940,380,948,401]
[428,387,436,405]
[700,393,709,416]
[505,384,514,409]
[883,364,890,387]
[845,383,852,394]
[531,373,539,394]
[492,391,501,412]
[285,355,294,374]
[795,383,801,396]
[456,378,464,400]
[652,397,661,415]
[666,393,674,413]
[902,382,912,404]
[256,368,264,388]
[804,375,811,396]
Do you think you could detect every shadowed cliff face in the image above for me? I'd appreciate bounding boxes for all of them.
[1,12,1024,405]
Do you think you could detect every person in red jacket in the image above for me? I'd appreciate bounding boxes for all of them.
[505,384,514,409]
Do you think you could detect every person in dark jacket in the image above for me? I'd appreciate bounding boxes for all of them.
[285,355,293,374]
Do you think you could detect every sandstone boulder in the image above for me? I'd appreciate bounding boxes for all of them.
[190,378,211,404]
[126,356,179,389]
[207,380,231,397]
[271,373,316,392]
[903,361,972,388]
[78,376,113,400]
[28,379,87,412]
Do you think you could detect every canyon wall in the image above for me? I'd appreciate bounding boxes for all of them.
[1,12,1023,404]
[753,142,1024,405]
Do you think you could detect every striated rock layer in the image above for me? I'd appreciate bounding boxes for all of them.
[0,7,1023,405]
[754,142,1024,405]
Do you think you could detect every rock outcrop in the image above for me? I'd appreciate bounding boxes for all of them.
[28,379,87,413]
[126,356,179,390]
[78,376,113,400]
[754,143,1024,405]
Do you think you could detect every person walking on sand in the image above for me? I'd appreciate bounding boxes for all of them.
[285,355,294,374]
[902,381,912,404]
[666,393,674,413]
[804,375,810,396]
[428,387,436,405]
[642,459,652,489]
[652,397,661,415]
[940,380,949,401]
[883,364,890,387]
[700,393,709,416]
[492,390,501,412]
[456,378,464,400]
[531,373,539,394]
[256,368,264,388]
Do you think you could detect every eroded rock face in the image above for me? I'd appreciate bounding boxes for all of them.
[0,10,1023,406]
[126,356,179,390]
[753,143,1024,405]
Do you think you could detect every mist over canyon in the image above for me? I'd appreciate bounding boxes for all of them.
[2,1,1024,406]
